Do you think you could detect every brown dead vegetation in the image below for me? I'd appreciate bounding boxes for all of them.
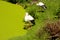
[46,20,60,40]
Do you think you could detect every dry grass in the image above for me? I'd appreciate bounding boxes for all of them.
[45,20,60,40]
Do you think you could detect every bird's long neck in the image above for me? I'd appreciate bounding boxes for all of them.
[26,13,29,16]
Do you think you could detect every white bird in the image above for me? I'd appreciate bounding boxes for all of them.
[24,12,35,30]
[36,2,44,6]
[24,12,34,22]
[36,2,47,9]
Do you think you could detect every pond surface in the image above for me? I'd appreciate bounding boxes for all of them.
[0,1,27,40]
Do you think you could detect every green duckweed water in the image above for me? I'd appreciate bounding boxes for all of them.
[0,1,27,40]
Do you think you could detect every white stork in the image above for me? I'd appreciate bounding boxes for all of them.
[36,2,47,9]
[24,12,35,25]
[24,12,35,29]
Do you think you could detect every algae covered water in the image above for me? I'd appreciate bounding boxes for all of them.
[0,1,27,40]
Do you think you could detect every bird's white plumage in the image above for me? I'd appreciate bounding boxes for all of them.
[25,12,34,21]
[28,15,34,20]
[36,2,44,6]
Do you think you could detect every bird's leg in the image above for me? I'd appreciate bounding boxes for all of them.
[28,21,33,26]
